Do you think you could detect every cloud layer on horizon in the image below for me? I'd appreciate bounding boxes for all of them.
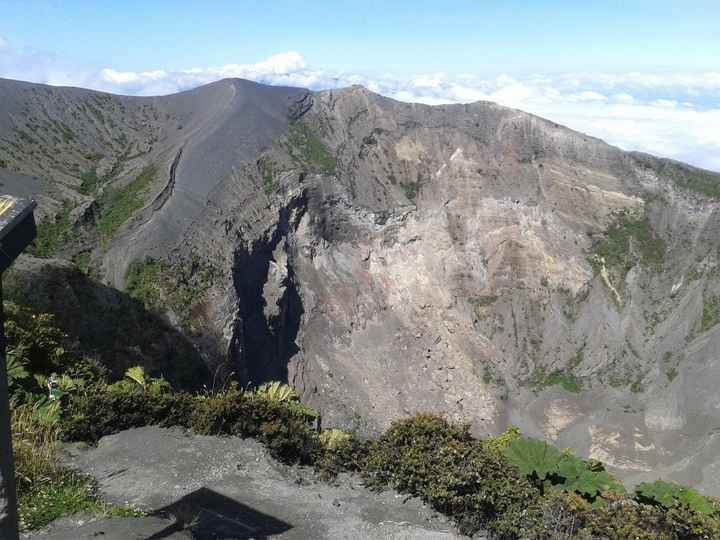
[1,37,719,172]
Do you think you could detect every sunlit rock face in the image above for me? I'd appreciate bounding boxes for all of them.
[3,77,720,493]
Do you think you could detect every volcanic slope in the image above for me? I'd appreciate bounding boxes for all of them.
[3,77,720,493]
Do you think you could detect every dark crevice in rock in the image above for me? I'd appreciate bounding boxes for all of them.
[230,193,307,385]
[150,146,183,212]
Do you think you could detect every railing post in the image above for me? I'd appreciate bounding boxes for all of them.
[0,196,37,540]
[0,279,19,540]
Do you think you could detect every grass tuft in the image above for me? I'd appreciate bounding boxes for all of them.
[12,403,141,531]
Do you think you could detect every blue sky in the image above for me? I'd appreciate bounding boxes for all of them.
[3,0,720,74]
[1,1,719,170]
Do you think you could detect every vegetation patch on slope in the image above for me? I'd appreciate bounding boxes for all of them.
[257,157,277,195]
[634,154,720,200]
[530,365,583,393]
[285,121,337,175]
[400,181,418,201]
[78,168,102,195]
[589,212,666,297]
[33,201,75,258]
[701,295,720,333]
[125,256,218,333]
[97,165,156,239]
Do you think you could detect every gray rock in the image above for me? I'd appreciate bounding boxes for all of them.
[25,516,189,539]
[31,427,464,539]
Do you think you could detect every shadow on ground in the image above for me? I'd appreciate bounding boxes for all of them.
[148,487,292,539]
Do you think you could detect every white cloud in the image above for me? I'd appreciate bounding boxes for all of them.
[568,91,609,102]
[0,38,718,172]
[101,68,168,84]
[651,99,678,108]
[613,93,635,104]
[411,73,444,89]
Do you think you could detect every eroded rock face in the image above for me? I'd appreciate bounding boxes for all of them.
[3,78,720,492]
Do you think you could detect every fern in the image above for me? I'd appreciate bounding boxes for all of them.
[6,354,29,386]
[319,429,352,451]
[56,374,79,393]
[124,366,146,388]
[485,425,521,454]
[255,381,298,403]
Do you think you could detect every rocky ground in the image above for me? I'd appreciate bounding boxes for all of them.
[25,427,465,539]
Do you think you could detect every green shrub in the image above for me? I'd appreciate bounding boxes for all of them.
[62,381,320,464]
[362,414,537,536]
[254,381,298,403]
[124,365,147,387]
[574,498,673,540]
[664,503,720,539]
[258,158,276,195]
[363,413,472,492]
[316,436,369,479]
[60,380,195,442]
[4,303,68,375]
[2,302,95,401]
